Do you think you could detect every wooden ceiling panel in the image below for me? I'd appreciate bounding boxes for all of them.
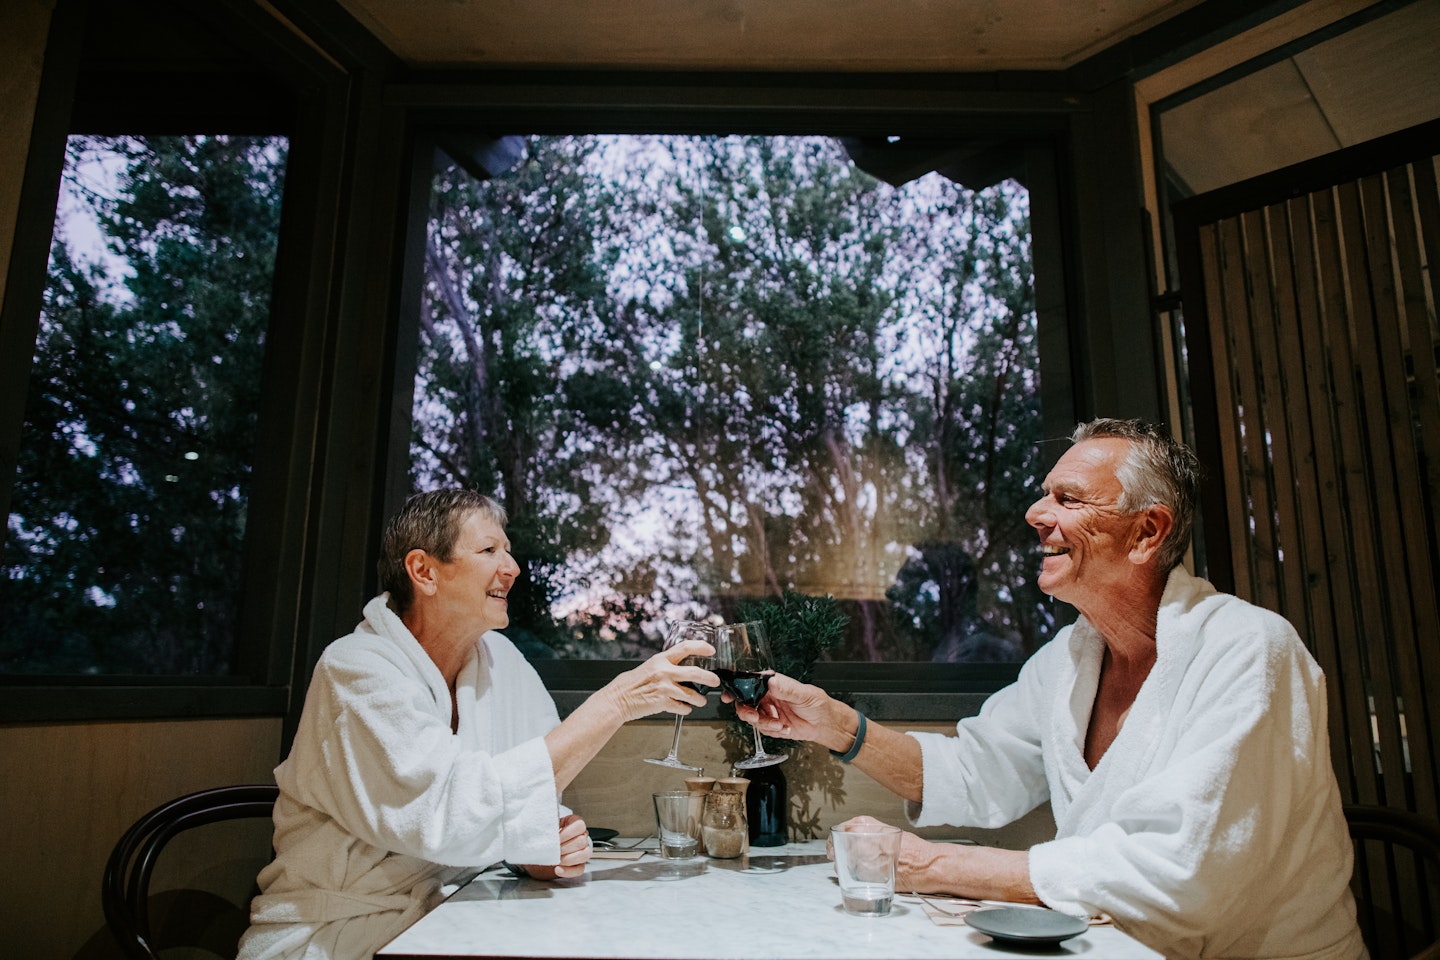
[1292,0,1440,146]
[332,0,1207,71]
[1157,0,1440,197]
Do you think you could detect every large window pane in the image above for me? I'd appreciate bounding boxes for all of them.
[1,134,287,676]
[413,134,1051,663]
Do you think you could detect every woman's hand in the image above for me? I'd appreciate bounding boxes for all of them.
[520,813,593,880]
[601,638,717,723]
[544,637,717,792]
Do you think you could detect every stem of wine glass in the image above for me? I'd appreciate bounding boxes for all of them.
[665,714,686,759]
[644,709,700,769]
[749,722,766,759]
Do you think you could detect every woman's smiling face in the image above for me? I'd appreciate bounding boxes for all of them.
[436,510,521,634]
[1024,437,1142,610]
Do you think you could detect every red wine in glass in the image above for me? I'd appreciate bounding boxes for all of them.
[715,668,768,706]
[714,622,787,769]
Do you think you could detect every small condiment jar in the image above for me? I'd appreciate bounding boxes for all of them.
[702,777,749,859]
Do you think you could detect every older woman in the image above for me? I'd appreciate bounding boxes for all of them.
[238,489,715,960]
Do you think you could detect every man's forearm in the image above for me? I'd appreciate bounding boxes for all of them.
[900,843,1039,904]
[828,704,925,803]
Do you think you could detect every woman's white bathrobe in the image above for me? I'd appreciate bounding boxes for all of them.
[908,567,1366,960]
[237,594,567,960]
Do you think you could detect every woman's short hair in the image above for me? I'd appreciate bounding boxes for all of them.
[1071,418,1201,571]
[378,489,508,613]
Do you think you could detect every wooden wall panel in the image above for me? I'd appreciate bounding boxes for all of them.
[0,718,284,960]
[1186,151,1440,819]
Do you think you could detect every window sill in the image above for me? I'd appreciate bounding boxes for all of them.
[541,660,1020,723]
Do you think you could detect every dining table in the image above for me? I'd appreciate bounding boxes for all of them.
[375,839,1163,959]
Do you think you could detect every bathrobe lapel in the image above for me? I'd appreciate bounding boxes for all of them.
[1049,568,1205,838]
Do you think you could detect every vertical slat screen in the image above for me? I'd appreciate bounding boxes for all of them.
[1190,154,1440,825]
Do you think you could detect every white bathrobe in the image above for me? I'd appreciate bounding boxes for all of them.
[908,567,1367,960]
[237,594,566,960]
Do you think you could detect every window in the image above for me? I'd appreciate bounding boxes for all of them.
[1,134,288,676]
[409,134,1055,668]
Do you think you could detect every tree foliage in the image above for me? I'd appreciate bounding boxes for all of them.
[417,136,1053,662]
[2,135,286,674]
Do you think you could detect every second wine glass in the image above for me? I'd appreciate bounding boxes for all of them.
[714,620,788,769]
[643,619,714,771]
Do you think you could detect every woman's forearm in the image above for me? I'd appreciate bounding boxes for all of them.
[544,689,625,792]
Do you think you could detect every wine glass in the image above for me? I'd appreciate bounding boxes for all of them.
[644,620,714,771]
[714,620,788,769]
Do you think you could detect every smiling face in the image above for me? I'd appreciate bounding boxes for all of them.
[432,509,521,635]
[1024,437,1146,612]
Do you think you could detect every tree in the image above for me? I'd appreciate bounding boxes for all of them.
[420,136,636,654]
[414,134,1051,662]
[2,135,286,675]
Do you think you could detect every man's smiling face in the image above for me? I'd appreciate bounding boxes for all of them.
[1024,437,1142,610]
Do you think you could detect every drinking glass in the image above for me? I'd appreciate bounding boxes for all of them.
[831,822,902,916]
[652,790,705,859]
[714,620,787,769]
[643,620,713,771]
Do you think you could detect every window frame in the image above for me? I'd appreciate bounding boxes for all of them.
[385,76,1083,712]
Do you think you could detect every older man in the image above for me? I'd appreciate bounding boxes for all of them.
[742,419,1366,960]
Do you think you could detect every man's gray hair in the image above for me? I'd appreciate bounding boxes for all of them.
[377,489,508,613]
[1071,418,1201,571]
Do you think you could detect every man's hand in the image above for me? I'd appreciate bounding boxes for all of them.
[732,673,854,753]
[826,815,1040,904]
[826,815,939,893]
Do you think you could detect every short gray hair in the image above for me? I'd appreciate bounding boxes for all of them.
[377,489,508,613]
[1071,418,1201,571]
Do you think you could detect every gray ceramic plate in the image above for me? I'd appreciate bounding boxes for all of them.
[965,906,1089,944]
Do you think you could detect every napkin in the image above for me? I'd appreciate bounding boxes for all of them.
[906,896,1110,927]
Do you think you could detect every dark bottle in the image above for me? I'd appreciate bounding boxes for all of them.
[746,762,788,846]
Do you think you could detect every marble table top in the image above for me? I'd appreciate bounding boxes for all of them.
[376,840,1162,959]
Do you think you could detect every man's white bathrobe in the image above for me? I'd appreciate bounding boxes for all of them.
[908,567,1366,960]
[237,595,566,960]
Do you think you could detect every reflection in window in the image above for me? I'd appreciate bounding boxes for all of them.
[414,135,1050,662]
[1,135,287,675]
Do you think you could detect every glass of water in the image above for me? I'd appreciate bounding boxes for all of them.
[652,790,705,859]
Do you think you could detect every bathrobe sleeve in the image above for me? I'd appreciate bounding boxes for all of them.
[282,637,561,869]
[905,635,1065,828]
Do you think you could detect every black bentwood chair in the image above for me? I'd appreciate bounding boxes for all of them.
[103,784,279,960]
[1344,804,1440,960]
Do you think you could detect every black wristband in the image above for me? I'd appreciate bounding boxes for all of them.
[829,711,867,764]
